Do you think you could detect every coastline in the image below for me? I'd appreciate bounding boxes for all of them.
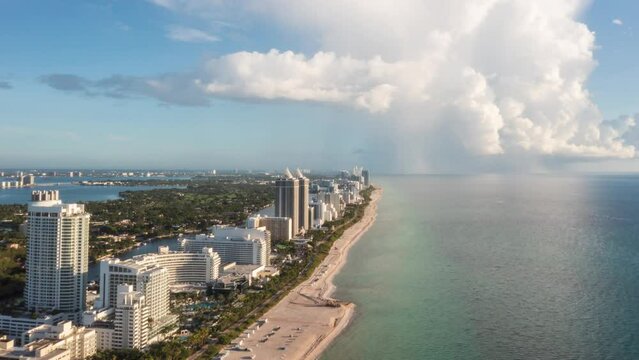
[225,188,382,360]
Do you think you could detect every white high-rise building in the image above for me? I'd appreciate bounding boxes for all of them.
[180,226,270,266]
[25,190,90,318]
[113,284,149,350]
[97,259,174,341]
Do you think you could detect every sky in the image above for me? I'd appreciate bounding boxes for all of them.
[1,0,639,173]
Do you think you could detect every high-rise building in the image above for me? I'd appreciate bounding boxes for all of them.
[25,190,90,318]
[247,215,292,242]
[362,169,370,187]
[275,168,299,234]
[113,285,149,350]
[210,226,271,259]
[180,228,269,266]
[97,259,175,341]
[21,175,35,186]
[296,169,310,233]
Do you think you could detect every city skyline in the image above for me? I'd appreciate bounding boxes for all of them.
[2,1,639,173]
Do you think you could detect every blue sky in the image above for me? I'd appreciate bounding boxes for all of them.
[1,0,638,173]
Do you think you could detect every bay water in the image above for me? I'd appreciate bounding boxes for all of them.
[0,176,184,205]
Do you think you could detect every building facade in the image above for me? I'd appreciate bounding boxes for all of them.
[247,216,292,242]
[362,169,370,187]
[113,285,149,350]
[296,170,310,233]
[97,259,174,340]
[0,314,66,342]
[0,321,97,360]
[274,169,299,234]
[25,190,90,319]
[181,228,269,266]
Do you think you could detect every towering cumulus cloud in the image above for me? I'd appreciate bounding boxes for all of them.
[232,1,635,153]
[158,0,635,164]
[50,0,638,170]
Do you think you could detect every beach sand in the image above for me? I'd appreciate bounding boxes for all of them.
[224,188,382,360]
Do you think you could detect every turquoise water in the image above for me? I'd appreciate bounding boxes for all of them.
[323,175,639,360]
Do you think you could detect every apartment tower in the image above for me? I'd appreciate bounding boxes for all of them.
[25,190,90,318]
[275,168,299,234]
[295,169,310,233]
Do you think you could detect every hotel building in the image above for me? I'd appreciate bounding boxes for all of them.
[180,227,269,266]
[247,215,292,242]
[113,285,149,350]
[97,259,174,341]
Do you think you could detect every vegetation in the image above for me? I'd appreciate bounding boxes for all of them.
[85,178,272,260]
[88,186,375,360]
[0,205,27,304]
[0,177,273,304]
[0,176,375,360]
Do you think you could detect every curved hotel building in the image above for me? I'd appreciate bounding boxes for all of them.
[180,226,269,266]
[98,247,221,311]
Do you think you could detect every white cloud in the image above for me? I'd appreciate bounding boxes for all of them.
[185,0,634,159]
[612,18,623,26]
[53,0,638,170]
[166,25,219,43]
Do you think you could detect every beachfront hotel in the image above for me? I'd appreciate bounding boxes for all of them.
[96,257,175,342]
[275,169,300,234]
[25,190,90,318]
[93,247,223,348]
[82,285,151,351]
[274,168,312,235]
[113,284,150,350]
[180,226,270,266]
[247,215,292,242]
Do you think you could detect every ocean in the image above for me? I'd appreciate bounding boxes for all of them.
[323,175,639,360]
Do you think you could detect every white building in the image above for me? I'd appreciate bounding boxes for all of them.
[25,190,90,319]
[103,247,221,286]
[0,314,66,342]
[97,259,175,341]
[0,321,97,360]
[211,226,271,260]
[113,284,149,350]
[81,308,114,351]
[247,215,292,242]
[180,227,269,266]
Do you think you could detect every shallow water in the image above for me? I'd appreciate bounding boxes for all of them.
[323,175,639,360]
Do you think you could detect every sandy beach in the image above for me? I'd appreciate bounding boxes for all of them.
[224,188,382,360]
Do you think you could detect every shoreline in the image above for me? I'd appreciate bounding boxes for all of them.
[302,188,382,360]
[225,188,382,360]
